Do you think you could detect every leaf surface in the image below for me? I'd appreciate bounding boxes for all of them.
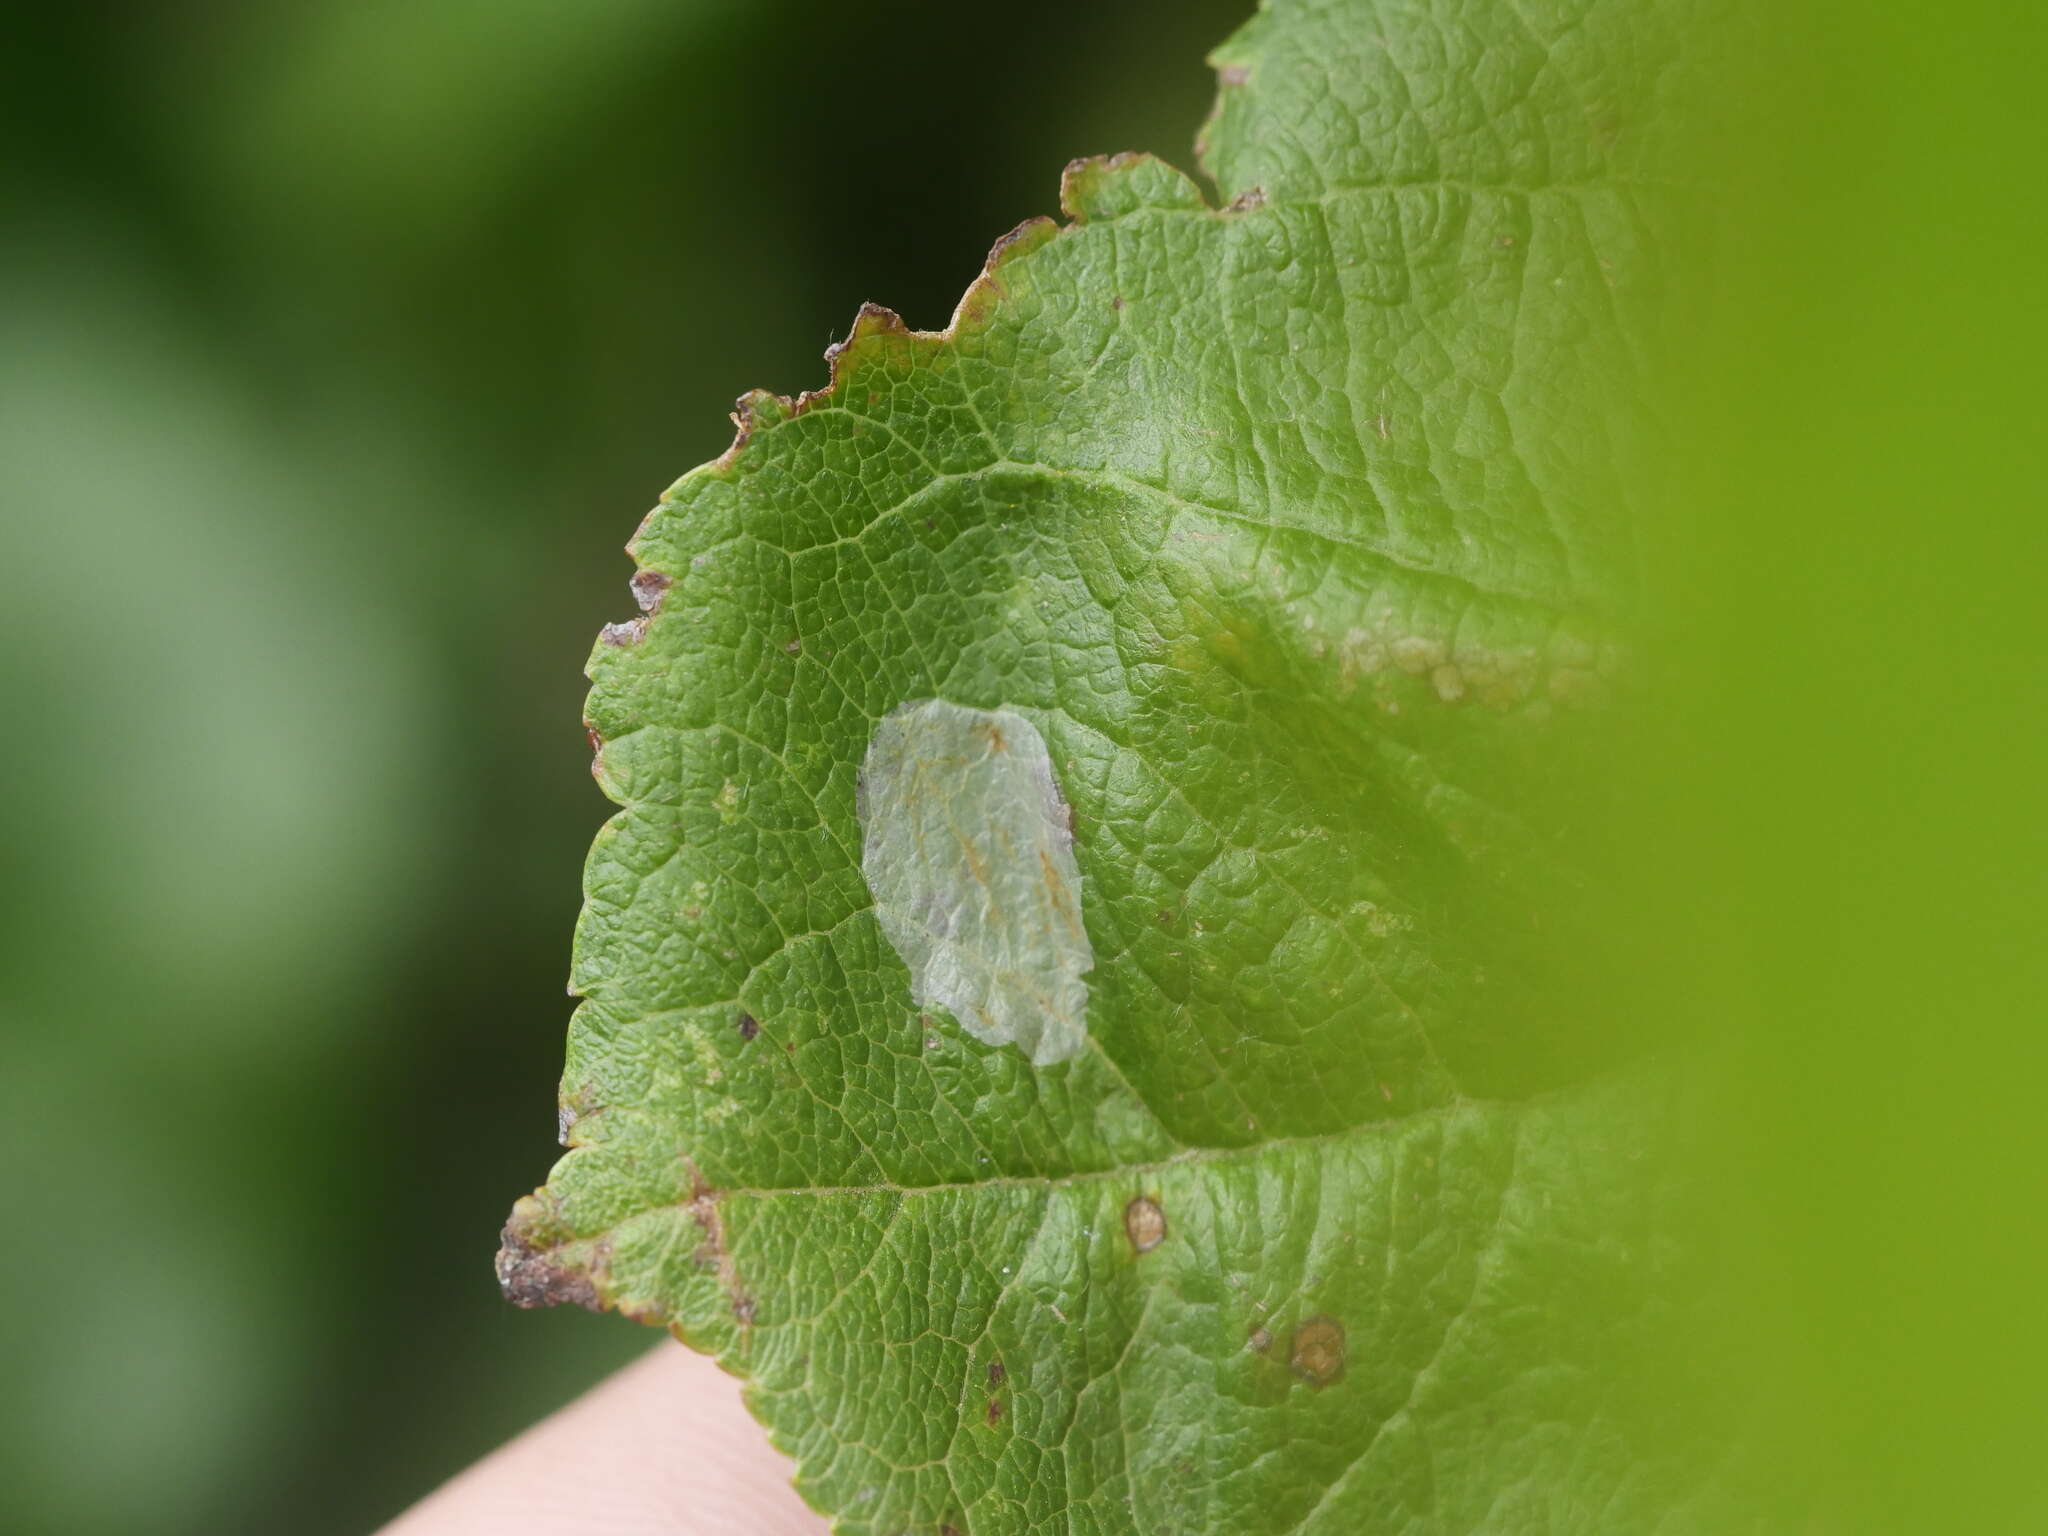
[503,2,1725,1529]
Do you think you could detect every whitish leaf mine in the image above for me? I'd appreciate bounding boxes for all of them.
[859,699,1092,1066]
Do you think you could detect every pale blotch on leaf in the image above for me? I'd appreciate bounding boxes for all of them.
[1124,1195,1167,1254]
[859,698,1092,1066]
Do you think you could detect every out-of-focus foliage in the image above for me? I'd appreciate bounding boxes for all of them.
[0,3,1247,1532]
[1670,5,2047,1528]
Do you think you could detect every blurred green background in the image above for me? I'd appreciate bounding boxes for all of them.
[0,2,1247,1530]
[5,1,2044,1533]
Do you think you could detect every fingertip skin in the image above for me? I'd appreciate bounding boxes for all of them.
[376,1343,826,1535]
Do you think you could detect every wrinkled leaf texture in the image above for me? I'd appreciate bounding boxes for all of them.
[502,1,1737,1530]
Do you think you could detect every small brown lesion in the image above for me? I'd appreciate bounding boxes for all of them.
[1289,1316,1346,1388]
[985,1396,1004,1426]
[736,1011,760,1041]
[987,1359,1006,1386]
[599,617,648,648]
[1124,1195,1167,1254]
[619,1297,671,1328]
[495,1224,602,1313]
[629,568,672,614]
[1040,849,1087,943]
[686,1169,756,1332]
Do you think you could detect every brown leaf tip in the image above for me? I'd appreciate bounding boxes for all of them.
[822,302,910,372]
[495,1225,601,1313]
[712,387,795,470]
[987,216,1057,267]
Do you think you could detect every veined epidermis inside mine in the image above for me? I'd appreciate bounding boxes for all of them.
[858,698,1091,1066]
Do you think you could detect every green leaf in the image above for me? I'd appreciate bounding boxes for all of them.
[502,1,1732,1529]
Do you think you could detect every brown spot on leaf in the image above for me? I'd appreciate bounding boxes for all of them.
[987,1359,1006,1386]
[629,568,672,614]
[495,1225,601,1313]
[1247,1325,1273,1354]
[1289,1316,1346,1388]
[1220,63,1250,85]
[686,1171,755,1331]
[599,617,648,648]
[1124,1195,1167,1254]
[985,1397,1004,1425]
[736,1011,760,1042]
[1225,185,1267,213]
